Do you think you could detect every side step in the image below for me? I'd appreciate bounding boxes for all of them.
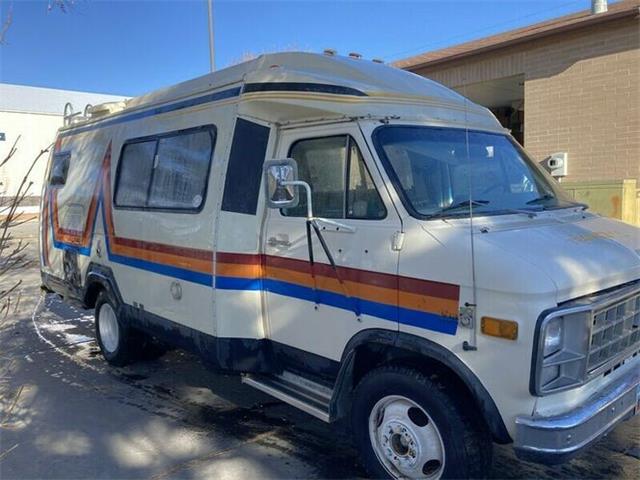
[242,371,332,422]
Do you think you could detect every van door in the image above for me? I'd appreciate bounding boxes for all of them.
[262,124,402,361]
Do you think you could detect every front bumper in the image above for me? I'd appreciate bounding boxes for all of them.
[514,366,640,465]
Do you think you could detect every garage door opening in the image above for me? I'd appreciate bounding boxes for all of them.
[453,75,524,146]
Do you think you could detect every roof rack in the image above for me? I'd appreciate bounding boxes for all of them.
[63,100,127,126]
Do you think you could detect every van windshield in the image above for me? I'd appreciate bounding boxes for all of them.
[373,125,578,219]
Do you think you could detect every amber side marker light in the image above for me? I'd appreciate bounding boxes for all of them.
[481,317,518,340]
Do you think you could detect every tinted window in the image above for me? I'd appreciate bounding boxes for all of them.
[115,126,215,211]
[221,119,271,215]
[114,141,155,207]
[148,131,212,209]
[283,136,386,219]
[49,152,71,186]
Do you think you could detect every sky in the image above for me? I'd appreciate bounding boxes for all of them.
[0,0,615,97]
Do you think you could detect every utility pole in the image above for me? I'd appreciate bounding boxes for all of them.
[207,0,215,72]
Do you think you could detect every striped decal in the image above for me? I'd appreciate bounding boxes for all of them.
[57,82,364,139]
[44,142,460,335]
[216,252,460,335]
[44,142,215,286]
[59,87,241,138]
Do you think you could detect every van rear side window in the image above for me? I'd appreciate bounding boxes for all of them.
[115,126,216,212]
[49,152,71,186]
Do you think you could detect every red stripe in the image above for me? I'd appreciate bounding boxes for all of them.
[113,236,213,261]
[216,252,262,265]
[219,252,459,300]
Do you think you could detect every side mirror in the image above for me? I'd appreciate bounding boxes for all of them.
[264,159,300,209]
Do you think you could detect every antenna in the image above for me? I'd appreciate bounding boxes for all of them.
[462,82,479,352]
[207,0,215,72]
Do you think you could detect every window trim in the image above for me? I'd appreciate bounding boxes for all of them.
[113,124,216,214]
[280,134,387,221]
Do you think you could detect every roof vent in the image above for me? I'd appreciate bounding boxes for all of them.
[348,52,362,59]
[88,101,127,118]
[591,0,607,14]
[323,48,337,56]
[372,58,384,64]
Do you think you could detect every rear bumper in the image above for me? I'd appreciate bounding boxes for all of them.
[514,366,639,465]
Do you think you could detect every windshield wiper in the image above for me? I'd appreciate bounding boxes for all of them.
[527,193,588,211]
[440,199,489,213]
[438,199,539,218]
[526,193,554,205]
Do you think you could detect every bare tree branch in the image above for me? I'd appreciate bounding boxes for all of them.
[0,2,12,46]
[1,0,76,45]
[0,135,19,168]
[0,138,51,322]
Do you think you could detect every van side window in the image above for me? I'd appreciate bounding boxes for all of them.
[115,126,215,212]
[282,136,386,220]
[49,152,71,186]
[148,131,212,209]
[115,141,156,207]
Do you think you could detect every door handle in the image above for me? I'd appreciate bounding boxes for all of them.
[267,237,291,248]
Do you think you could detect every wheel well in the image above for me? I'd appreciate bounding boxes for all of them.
[345,342,510,444]
[352,344,470,398]
[83,281,104,309]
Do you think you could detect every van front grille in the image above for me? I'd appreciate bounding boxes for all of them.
[588,291,640,371]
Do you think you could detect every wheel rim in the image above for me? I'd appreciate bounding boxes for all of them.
[98,303,119,353]
[368,395,445,479]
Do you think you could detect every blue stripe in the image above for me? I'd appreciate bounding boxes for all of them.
[399,308,458,335]
[98,201,212,286]
[215,276,262,291]
[217,275,458,335]
[59,87,242,138]
[108,252,212,286]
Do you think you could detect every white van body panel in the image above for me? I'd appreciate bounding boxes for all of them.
[39,53,639,463]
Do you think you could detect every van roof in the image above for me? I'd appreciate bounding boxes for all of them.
[61,52,502,134]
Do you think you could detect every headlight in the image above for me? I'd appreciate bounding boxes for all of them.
[534,307,592,395]
[543,317,563,357]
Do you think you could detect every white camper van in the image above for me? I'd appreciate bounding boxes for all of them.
[40,52,639,479]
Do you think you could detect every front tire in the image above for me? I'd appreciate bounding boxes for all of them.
[95,290,136,367]
[352,365,492,479]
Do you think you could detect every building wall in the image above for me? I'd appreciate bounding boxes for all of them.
[0,111,63,203]
[411,16,640,184]
[524,17,639,183]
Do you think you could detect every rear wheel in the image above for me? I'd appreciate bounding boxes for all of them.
[352,365,492,479]
[95,290,136,367]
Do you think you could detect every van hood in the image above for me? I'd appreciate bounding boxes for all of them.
[423,211,640,303]
[471,212,640,302]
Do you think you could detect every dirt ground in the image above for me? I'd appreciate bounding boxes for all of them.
[1,220,638,479]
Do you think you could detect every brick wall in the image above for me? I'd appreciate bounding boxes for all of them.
[412,17,640,183]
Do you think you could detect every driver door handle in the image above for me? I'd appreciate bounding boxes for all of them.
[267,237,291,248]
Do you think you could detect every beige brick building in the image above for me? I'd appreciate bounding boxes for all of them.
[395,0,640,224]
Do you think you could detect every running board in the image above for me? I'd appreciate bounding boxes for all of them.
[242,371,332,423]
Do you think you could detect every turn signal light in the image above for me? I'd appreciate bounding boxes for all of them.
[481,317,518,340]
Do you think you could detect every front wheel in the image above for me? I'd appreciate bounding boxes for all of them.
[351,365,492,479]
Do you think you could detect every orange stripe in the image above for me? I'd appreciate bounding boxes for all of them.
[265,265,399,309]
[218,261,457,315]
[111,242,213,273]
[216,262,263,278]
[399,291,459,317]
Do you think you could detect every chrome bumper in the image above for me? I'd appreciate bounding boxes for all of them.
[514,367,640,465]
